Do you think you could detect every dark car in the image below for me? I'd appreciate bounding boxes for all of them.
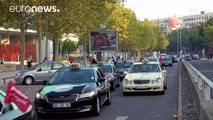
[34,65,111,118]
[116,61,134,80]
[162,57,173,67]
[93,63,120,91]
[15,61,69,85]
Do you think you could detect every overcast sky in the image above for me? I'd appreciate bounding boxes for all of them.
[124,0,213,20]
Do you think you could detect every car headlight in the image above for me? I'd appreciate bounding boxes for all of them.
[123,78,133,84]
[152,77,162,84]
[35,93,45,99]
[79,91,95,99]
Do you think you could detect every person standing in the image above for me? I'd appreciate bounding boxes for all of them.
[26,56,33,68]
[159,55,163,67]
[69,56,74,64]
[43,57,47,62]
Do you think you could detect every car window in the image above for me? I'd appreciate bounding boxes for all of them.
[53,63,63,70]
[48,70,95,84]
[97,68,105,78]
[117,62,133,68]
[129,64,160,73]
[100,65,112,73]
[40,63,51,71]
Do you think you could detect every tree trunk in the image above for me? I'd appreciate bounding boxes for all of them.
[37,27,42,63]
[53,35,60,61]
[20,13,26,70]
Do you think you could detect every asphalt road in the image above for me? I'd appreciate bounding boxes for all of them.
[188,59,213,81]
[0,63,179,120]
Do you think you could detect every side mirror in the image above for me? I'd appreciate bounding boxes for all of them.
[98,77,105,82]
[43,80,48,85]
[37,68,42,71]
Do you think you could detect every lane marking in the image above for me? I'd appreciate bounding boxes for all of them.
[116,116,128,120]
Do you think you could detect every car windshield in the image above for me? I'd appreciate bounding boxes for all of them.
[129,64,160,73]
[163,58,171,61]
[99,65,112,73]
[117,62,133,69]
[48,70,95,85]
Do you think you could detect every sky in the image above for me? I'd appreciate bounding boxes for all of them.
[124,0,213,20]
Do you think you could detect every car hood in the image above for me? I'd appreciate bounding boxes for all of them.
[125,72,162,80]
[40,83,96,97]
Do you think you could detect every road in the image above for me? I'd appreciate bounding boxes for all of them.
[188,59,213,81]
[0,63,178,120]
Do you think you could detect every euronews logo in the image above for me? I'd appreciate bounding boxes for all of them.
[9,5,60,13]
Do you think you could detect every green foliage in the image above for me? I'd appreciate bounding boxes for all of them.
[62,39,77,54]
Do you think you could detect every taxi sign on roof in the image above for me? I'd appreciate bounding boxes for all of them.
[70,63,81,69]
[142,59,149,64]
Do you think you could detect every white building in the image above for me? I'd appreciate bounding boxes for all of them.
[182,11,213,28]
[151,11,213,34]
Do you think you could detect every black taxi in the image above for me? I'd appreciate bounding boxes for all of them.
[34,64,111,118]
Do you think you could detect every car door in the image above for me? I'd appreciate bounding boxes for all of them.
[35,62,52,81]
[112,66,119,84]
[96,68,108,104]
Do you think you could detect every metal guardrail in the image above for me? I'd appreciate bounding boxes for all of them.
[0,77,14,84]
[183,59,213,101]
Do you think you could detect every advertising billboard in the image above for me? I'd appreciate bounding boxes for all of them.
[90,30,118,51]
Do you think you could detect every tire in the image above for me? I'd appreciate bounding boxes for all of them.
[123,92,128,96]
[24,76,34,85]
[105,90,111,105]
[36,112,45,119]
[92,96,101,116]
[111,81,116,91]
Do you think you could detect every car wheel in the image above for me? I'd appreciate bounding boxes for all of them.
[105,90,111,105]
[123,92,129,96]
[92,96,101,116]
[111,81,116,91]
[24,76,34,85]
[36,112,45,119]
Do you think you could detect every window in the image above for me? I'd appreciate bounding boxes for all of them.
[53,63,63,70]
[40,63,51,71]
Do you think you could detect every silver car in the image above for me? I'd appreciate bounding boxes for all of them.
[15,61,69,85]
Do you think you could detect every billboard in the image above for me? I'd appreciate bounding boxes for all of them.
[90,30,118,51]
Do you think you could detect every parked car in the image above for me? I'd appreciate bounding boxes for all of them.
[15,61,69,85]
[162,57,173,66]
[93,63,120,91]
[34,64,111,118]
[0,90,34,120]
[122,60,167,95]
[116,60,134,80]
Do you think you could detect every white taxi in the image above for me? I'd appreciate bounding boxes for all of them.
[122,60,167,95]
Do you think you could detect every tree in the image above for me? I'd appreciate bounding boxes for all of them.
[62,39,77,55]
[0,0,33,69]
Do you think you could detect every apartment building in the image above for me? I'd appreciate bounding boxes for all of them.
[151,11,213,34]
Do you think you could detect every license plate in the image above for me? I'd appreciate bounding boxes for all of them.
[52,102,71,108]
[135,86,145,89]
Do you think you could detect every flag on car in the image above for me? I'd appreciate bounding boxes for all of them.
[4,81,32,113]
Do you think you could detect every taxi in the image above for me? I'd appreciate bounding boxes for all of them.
[34,64,111,118]
[122,60,167,95]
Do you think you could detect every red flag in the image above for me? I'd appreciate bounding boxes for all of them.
[4,81,32,113]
